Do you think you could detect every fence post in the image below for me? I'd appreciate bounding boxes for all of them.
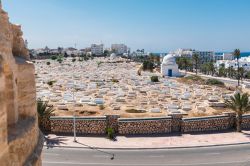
[105,115,120,133]
[168,113,183,133]
[223,112,236,130]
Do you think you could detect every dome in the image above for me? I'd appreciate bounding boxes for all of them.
[162,54,176,64]
[110,53,117,59]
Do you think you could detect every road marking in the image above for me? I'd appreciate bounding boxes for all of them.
[43,160,250,166]
[43,153,60,156]
[149,155,164,158]
[205,152,221,155]
[93,155,110,158]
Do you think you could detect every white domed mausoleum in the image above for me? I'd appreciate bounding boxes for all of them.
[110,53,117,60]
[161,54,180,77]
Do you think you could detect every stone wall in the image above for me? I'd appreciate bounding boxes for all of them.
[46,113,250,136]
[182,115,232,133]
[50,116,107,135]
[242,115,250,129]
[0,3,42,166]
[118,117,172,135]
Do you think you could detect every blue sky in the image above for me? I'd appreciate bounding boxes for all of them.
[3,0,250,52]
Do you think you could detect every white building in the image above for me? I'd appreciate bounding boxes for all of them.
[91,44,104,56]
[111,44,128,55]
[215,57,250,71]
[64,47,79,56]
[214,53,234,61]
[223,53,234,60]
[161,54,180,77]
[174,48,214,63]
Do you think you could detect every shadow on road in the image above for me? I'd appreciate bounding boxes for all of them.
[44,136,68,149]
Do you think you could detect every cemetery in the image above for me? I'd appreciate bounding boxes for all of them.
[35,57,235,119]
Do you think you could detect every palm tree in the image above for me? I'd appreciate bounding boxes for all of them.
[225,92,250,132]
[233,49,241,87]
[37,98,55,130]
[192,53,200,75]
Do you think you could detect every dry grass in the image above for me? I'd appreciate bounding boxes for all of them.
[187,111,209,117]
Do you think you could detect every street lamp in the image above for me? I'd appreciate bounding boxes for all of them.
[71,85,77,142]
[73,111,77,142]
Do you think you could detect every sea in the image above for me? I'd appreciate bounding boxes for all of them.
[216,52,250,58]
[154,52,250,58]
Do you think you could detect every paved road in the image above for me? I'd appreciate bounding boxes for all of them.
[43,144,250,166]
[182,71,250,87]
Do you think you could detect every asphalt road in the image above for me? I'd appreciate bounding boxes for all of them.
[43,144,250,166]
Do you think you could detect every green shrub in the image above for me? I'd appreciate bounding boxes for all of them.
[205,79,225,86]
[46,62,50,65]
[97,61,103,67]
[99,105,105,110]
[185,75,203,81]
[72,58,76,62]
[57,58,63,63]
[125,109,146,113]
[151,76,159,82]
[111,78,119,83]
[51,55,57,60]
[47,80,56,86]
[106,127,115,140]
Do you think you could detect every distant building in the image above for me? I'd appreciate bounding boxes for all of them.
[214,52,234,61]
[64,47,79,56]
[214,53,224,61]
[91,44,104,56]
[215,56,250,71]
[174,48,214,63]
[223,53,234,60]
[111,44,128,55]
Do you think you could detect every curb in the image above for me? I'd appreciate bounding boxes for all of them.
[44,141,250,150]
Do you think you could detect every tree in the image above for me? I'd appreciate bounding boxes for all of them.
[227,66,235,78]
[225,92,250,132]
[246,71,250,79]
[207,61,215,76]
[183,57,192,73]
[239,67,245,82]
[176,57,192,73]
[192,53,200,75]
[142,61,154,72]
[37,99,55,131]
[103,50,109,57]
[234,49,241,86]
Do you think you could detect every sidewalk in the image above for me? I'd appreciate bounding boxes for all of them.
[44,130,250,149]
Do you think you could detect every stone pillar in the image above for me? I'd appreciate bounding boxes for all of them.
[106,115,120,133]
[169,113,183,132]
[223,112,236,129]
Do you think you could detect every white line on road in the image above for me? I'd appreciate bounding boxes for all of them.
[149,155,165,158]
[43,153,60,156]
[42,160,249,166]
[93,155,110,158]
[205,152,221,155]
